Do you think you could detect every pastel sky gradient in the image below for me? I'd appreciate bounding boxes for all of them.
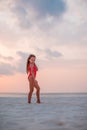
[0,0,87,93]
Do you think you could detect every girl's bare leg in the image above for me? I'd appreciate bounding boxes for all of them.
[28,77,34,103]
[34,80,41,103]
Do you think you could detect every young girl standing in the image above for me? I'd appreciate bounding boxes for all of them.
[26,54,41,103]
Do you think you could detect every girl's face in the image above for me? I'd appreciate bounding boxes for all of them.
[29,56,36,64]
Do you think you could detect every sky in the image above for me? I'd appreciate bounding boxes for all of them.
[0,0,87,93]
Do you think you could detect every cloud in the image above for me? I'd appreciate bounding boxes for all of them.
[0,62,15,76]
[35,47,63,60]
[0,49,86,76]
[16,51,29,73]
[11,0,66,29]
[0,53,15,76]
[0,54,13,61]
[0,0,87,67]
[62,0,87,44]
[0,0,87,47]
[14,0,66,17]
[0,51,29,76]
[11,2,31,29]
[28,0,66,17]
[45,49,63,58]
[16,49,63,73]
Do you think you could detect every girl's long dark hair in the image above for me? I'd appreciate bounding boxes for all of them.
[26,54,36,74]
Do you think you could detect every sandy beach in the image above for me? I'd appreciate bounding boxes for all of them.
[0,93,87,130]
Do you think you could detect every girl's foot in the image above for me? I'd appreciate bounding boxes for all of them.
[28,100,31,103]
[37,100,41,103]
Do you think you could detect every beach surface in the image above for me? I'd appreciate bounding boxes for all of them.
[0,93,87,130]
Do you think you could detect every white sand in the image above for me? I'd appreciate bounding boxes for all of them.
[0,93,87,130]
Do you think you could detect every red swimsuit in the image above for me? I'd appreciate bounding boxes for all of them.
[28,64,37,78]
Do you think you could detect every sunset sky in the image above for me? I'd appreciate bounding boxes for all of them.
[0,0,87,93]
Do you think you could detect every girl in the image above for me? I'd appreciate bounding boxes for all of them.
[26,54,41,103]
